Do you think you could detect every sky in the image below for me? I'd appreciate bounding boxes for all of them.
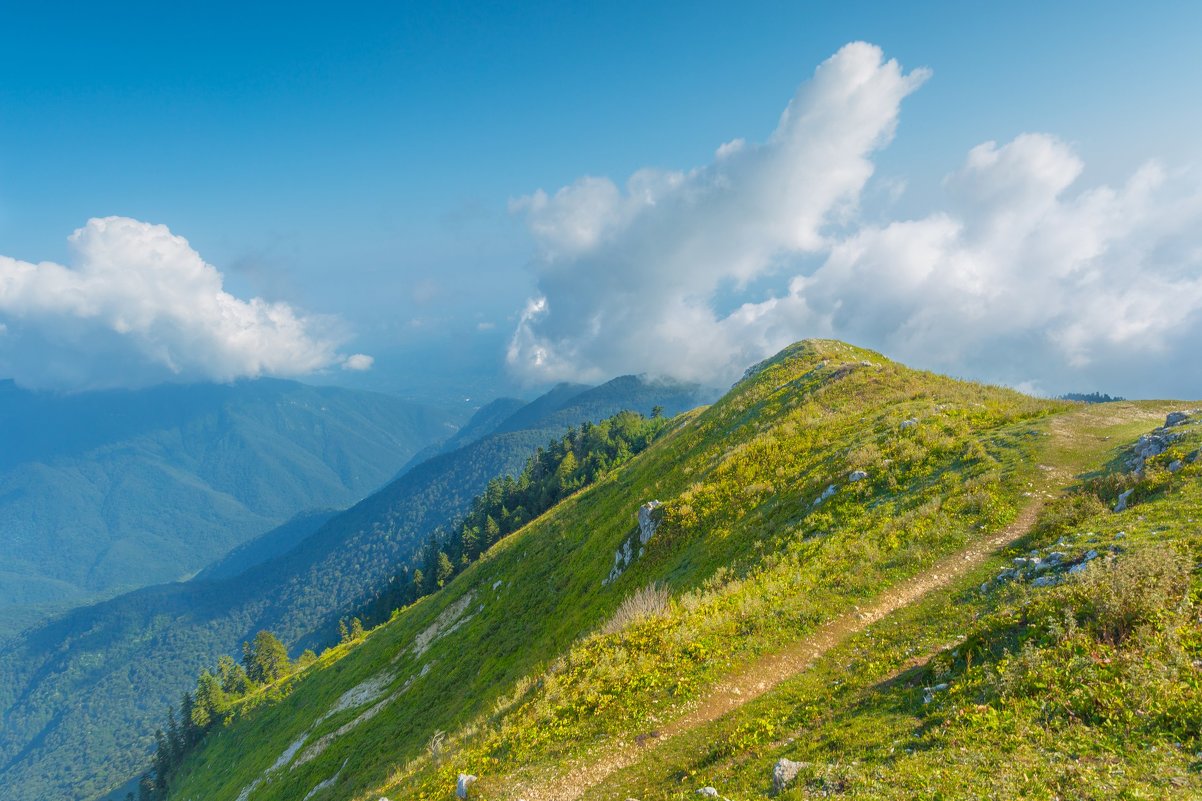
[1,1,1201,400]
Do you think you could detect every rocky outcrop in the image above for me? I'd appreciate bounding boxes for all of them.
[1164,410,1193,427]
[637,500,662,544]
[604,501,662,585]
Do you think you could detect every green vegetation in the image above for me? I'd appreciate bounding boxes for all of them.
[0,377,456,626]
[590,407,1202,800]
[163,340,1178,801]
[360,410,670,624]
[0,374,708,801]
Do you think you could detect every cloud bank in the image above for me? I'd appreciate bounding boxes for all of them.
[508,42,1202,397]
[0,216,370,390]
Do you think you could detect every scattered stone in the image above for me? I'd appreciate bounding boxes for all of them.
[1069,562,1089,575]
[1031,575,1059,588]
[697,788,720,798]
[773,758,810,793]
[492,579,503,590]
[900,419,918,430]
[923,683,949,704]
[1114,531,1126,539]
[1084,549,1099,561]
[812,484,837,506]
[1169,460,1184,473]
[1046,551,1068,563]
[1190,450,1201,464]
[457,774,477,800]
[849,470,869,482]
[1114,489,1134,513]
[1165,411,1192,427]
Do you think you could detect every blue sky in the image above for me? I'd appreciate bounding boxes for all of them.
[2,2,1201,399]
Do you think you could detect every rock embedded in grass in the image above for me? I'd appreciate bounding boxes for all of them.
[773,758,810,793]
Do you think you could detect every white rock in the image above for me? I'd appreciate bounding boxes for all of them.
[457,774,477,799]
[849,470,868,482]
[772,758,810,792]
[812,484,837,506]
[638,500,662,544]
[697,789,720,798]
[1114,489,1134,512]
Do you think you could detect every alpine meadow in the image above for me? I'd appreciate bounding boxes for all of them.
[1,6,1201,801]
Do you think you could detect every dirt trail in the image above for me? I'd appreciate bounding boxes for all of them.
[514,502,1044,801]
[510,405,1166,801]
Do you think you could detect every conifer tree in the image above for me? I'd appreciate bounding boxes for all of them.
[243,630,290,684]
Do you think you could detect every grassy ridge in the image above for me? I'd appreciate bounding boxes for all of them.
[590,403,1200,800]
[166,340,1081,801]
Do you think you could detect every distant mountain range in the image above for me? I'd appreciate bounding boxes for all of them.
[0,378,459,637]
[0,374,717,801]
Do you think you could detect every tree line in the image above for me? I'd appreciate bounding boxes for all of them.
[131,408,668,798]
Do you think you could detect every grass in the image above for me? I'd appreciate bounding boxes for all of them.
[163,341,1196,801]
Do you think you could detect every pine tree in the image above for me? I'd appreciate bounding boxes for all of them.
[167,705,186,770]
[191,670,225,730]
[217,654,252,695]
[243,630,291,684]
[138,773,155,801]
[436,551,454,587]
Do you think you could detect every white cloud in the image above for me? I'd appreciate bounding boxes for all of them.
[507,42,931,384]
[508,43,1202,398]
[341,353,374,371]
[0,216,368,390]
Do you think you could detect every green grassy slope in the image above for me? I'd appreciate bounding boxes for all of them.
[161,340,1185,801]
[592,404,1201,801]
[0,376,710,801]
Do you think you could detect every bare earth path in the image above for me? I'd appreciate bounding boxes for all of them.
[511,404,1171,801]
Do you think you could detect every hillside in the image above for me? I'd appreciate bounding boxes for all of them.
[0,378,458,633]
[0,375,712,801]
[156,340,1200,801]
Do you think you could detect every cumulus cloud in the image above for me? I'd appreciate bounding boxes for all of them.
[508,42,1202,397]
[0,216,367,389]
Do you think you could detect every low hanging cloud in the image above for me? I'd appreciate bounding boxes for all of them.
[508,42,1202,398]
[0,216,371,390]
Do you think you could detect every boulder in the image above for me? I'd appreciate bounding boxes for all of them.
[1168,460,1184,473]
[772,758,809,793]
[1031,575,1059,588]
[697,789,720,798]
[900,419,918,430]
[457,774,477,800]
[848,470,868,482]
[1164,411,1192,427]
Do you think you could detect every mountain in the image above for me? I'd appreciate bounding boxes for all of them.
[0,375,715,801]
[143,340,1199,801]
[0,378,458,633]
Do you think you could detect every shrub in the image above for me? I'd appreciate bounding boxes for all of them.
[1063,543,1192,645]
[601,583,671,635]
